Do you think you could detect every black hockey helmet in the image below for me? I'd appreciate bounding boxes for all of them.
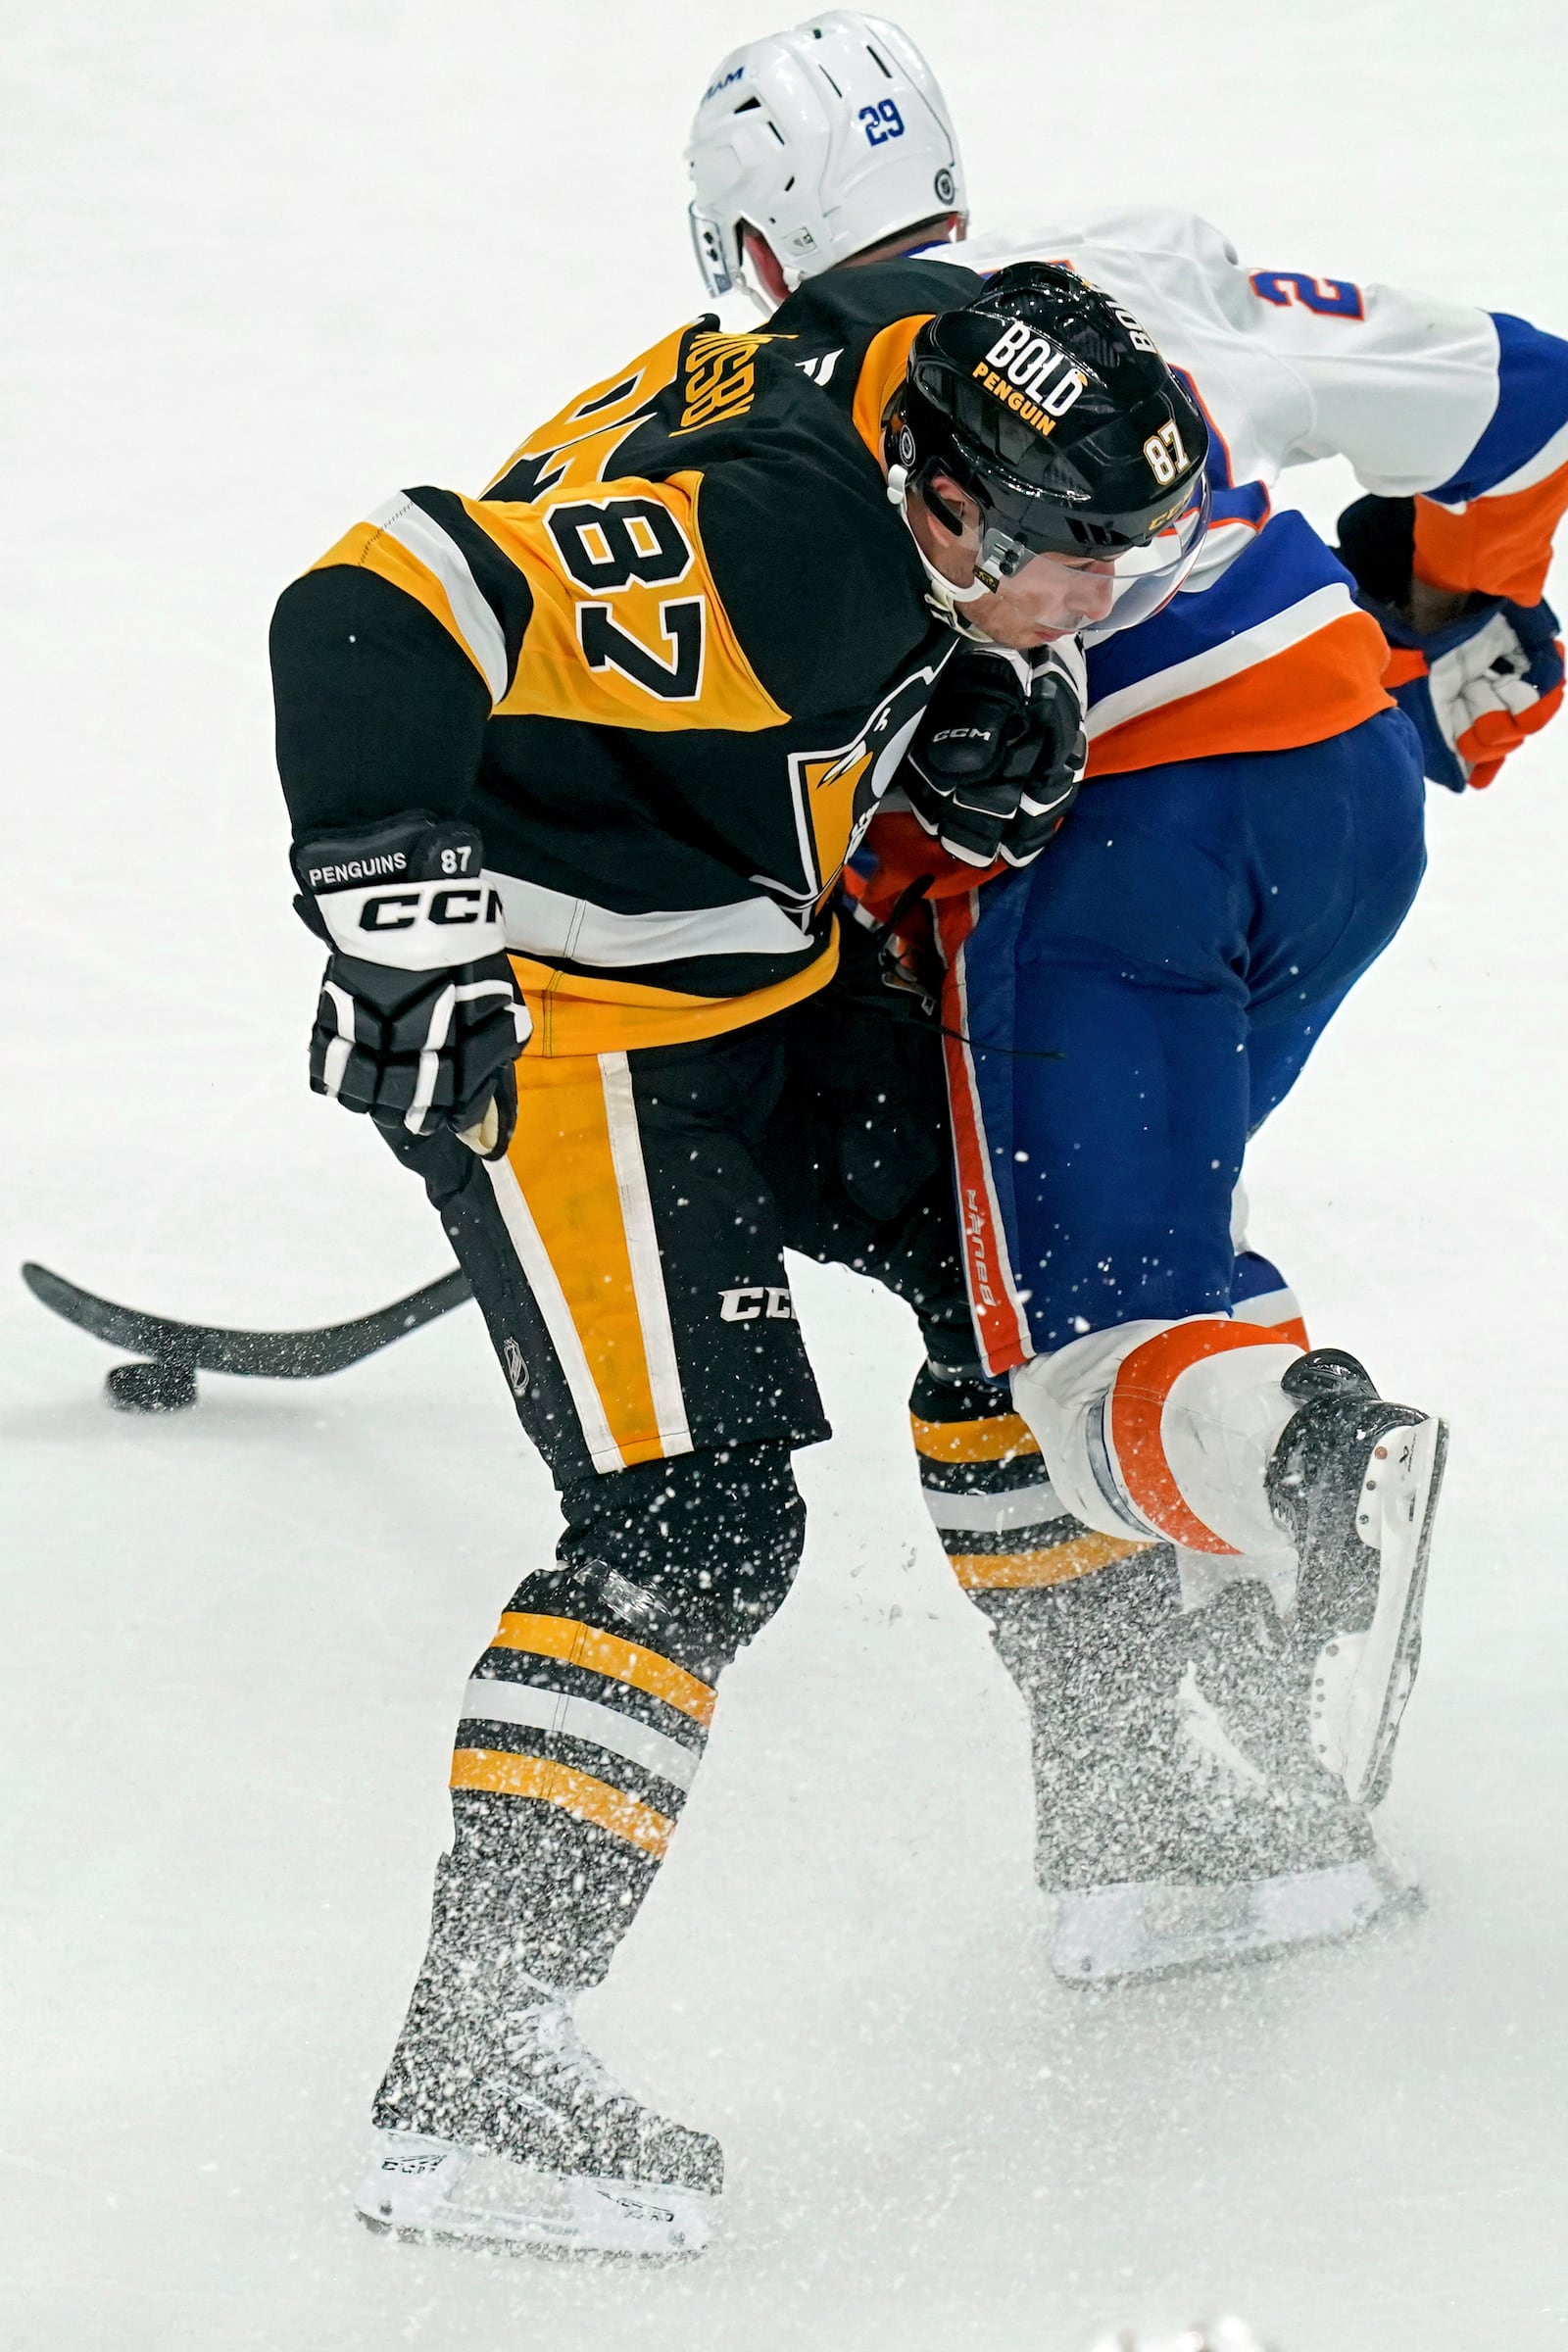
[886,263,1211,625]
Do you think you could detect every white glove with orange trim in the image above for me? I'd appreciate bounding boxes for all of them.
[1337,491,1565,790]
[1375,593,1565,791]
[291,810,530,1156]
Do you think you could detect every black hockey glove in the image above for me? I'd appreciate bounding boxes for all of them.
[291,811,530,1157]
[902,642,1088,869]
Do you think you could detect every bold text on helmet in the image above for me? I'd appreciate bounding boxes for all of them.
[983,322,1087,417]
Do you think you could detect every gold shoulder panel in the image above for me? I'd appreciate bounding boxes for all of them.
[465,470,789,734]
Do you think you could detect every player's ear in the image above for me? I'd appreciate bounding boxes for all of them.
[922,469,975,539]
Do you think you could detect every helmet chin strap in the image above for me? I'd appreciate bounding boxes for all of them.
[885,464,996,642]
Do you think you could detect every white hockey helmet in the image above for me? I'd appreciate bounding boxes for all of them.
[686,12,966,308]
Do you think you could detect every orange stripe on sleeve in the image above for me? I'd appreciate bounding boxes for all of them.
[1088,610,1392,777]
[489,1611,716,1727]
[1413,459,1568,606]
[450,1749,675,1857]
[1248,1314,1309,1351]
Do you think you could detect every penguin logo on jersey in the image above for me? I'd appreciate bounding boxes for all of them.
[781,656,953,902]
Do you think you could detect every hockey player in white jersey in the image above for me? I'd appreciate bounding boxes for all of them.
[686,13,1568,1982]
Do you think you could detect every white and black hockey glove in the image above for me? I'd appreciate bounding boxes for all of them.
[902,641,1088,868]
[291,811,530,1158]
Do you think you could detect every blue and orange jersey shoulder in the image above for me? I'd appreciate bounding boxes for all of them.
[1411,312,1568,604]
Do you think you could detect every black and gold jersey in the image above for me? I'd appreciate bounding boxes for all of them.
[270,258,982,1054]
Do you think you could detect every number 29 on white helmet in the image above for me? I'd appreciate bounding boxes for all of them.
[686,10,967,311]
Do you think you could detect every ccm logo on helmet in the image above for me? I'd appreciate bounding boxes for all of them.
[358,883,502,934]
[1142,484,1196,531]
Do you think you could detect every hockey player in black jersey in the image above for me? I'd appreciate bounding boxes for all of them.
[272,269,1205,2254]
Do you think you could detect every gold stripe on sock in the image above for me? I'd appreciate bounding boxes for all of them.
[909,1410,1041,1464]
[488,1612,715,1727]
[450,1748,675,1857]
[949,1532,1150,1589]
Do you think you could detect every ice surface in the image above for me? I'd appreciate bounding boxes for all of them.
[2,3,1566,2345]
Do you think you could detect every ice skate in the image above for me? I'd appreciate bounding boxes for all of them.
[1266,1348,1447,1806]
[356,1984,719,2258]
[979,1550,1415,1986]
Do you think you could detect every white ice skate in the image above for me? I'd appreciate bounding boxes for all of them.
[1047,1846,1416,1986]
[355,2129,715,2258]
[1305,1411,1446,1801]
[1266,1348,1448,1805]
[358,1987,719,2258]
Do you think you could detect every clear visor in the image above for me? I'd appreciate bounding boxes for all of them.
[1076,476,1211,645]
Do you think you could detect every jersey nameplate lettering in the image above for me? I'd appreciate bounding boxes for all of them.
[676,330,767,434]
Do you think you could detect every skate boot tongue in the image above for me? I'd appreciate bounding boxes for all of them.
[502,1987,633,2112]
[1279,1347,1375,1402]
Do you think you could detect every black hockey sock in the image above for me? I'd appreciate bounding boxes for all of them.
[908,1360,1154,1603]
[374,1442,805,2132]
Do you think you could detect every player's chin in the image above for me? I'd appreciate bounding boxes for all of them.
[970,614,1070,651]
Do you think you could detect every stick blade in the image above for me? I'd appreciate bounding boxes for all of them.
[20,1261,471,1378]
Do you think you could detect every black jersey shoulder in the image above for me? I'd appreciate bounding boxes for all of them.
[769,258,985,355]
[602,317,938,721]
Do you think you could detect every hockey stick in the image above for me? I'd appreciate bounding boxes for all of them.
[21,1260,472,1409]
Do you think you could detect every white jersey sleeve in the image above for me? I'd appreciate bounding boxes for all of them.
[949,207,1565,506]
[1230,255,1497,497]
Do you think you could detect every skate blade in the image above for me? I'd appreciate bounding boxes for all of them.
[1311,1414,1447,1804]
[354,2134,714,2259]
[1046,1850,1419,1986]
